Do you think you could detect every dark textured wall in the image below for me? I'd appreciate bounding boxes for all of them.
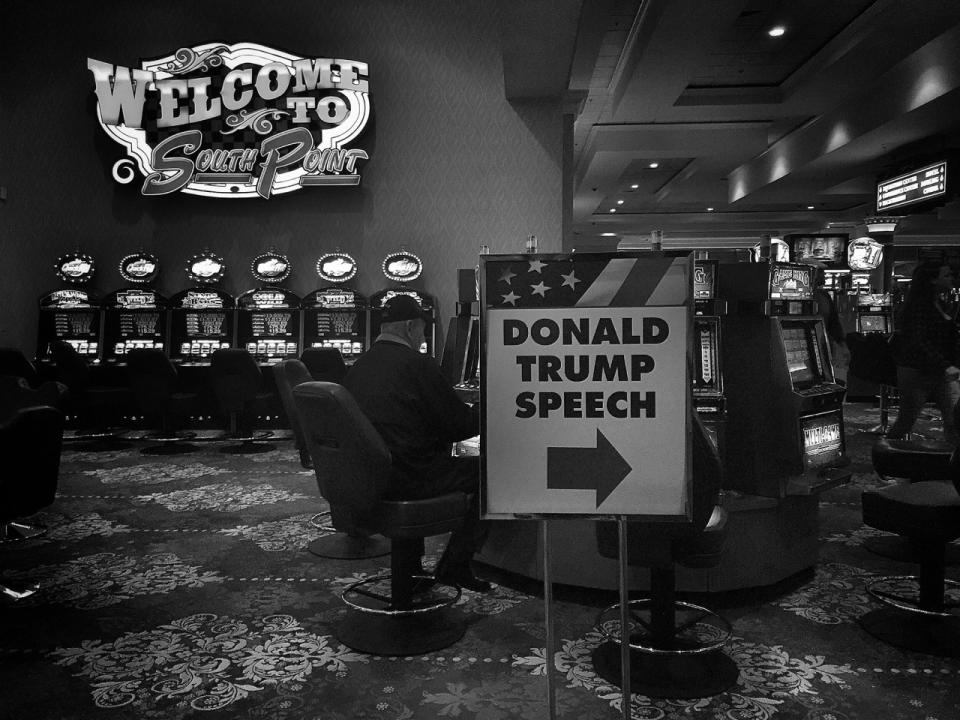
[0,0,563,354]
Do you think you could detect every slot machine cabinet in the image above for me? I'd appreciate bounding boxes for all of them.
[440,267,480,388]
[370,251,436,356]
[856,293,894,334]
[37,252,102,363]
[236,288,302,363]
[302,288,368,362]
[718,261,850,498]
[102,288,169,362]
[691,259,727,453]
[169,288,236,363]
[369,288,437,356]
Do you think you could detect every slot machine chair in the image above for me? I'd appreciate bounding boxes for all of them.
[859,450,960,657]
[49,340,131,449]
[300,347,347,383]
[591,415,737,698]
[1,405,64,601]
[275,360,390,559]
[0,376,67,422]
[0,348,69,413]
[293,381,469,655]
[209,349,276,454]
[126,349,199,455]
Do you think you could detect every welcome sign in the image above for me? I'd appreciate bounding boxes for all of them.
[88,43,371,199]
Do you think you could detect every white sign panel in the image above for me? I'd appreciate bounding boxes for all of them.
[484,304,689,517]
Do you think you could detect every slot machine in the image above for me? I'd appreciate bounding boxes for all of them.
[441,268,480,391]
[37,252,102,363]
[691,259,727,452]
[236,250,301,364]
[369,251,436,355]
[101,253,168,362]
[718,261,851,498]
[856,293,894,334]
[302,252,368,362]
[169,252,235,363]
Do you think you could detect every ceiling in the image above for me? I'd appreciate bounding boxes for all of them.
[497,0,960,252]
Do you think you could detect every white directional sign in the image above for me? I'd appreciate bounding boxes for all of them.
[480,253,692,519]
[877,161,947,211]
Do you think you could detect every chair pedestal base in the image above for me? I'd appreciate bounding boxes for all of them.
[308,533,390,559]
[336,607,466,656]
[591,641,739,699]
[864,535,960,564]
[1,521,47,542]
[220,441,275,454]
[859,608,960,658]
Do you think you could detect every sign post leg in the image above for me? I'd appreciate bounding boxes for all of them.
[618,516,632,719]
[541,519,557,720]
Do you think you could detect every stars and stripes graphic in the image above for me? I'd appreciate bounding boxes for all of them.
[484,254,690,309]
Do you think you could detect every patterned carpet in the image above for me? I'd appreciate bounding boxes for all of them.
[2,403,959,720]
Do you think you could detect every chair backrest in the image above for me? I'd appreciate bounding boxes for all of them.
[273,359,313,449]
[0,348,40,387]
[49,340,91,391]
[300,347,347,383]
[0,405,64,518]
[293,381,391,521]
[126,349,177,411]
[209,349,262,410]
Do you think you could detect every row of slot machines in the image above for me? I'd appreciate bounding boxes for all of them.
[36,286,436,365]
[447,257,850,500]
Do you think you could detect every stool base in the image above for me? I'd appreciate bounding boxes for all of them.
[864,535,960,564]
[859,608,960,657]
[308,533,390,559]
[336,607,466,656]
[591,641,739,698]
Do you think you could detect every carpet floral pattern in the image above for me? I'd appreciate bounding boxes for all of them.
[1,403,959,719]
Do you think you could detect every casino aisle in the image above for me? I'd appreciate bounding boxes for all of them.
[0,401,958,720]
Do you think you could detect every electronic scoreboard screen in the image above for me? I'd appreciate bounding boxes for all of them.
[780,319,827,390]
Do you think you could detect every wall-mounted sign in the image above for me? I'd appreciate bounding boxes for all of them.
[119,253,160,283]
[185,252,226,284]
[88,43,371,199]
[251,251,291,284]
[382,251,423,283]
[56,253,95,285]
[847,237,884,271]
[877,161,947,212]
[316,252,357,283]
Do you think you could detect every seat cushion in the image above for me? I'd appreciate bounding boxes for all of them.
[872,437,954,482]
[862,480,960,541]
[374,491,470,539]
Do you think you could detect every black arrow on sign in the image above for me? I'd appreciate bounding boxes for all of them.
[547,429,632,507]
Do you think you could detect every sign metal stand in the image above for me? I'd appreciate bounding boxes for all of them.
[618,516,632,720]
[542,520,557,720]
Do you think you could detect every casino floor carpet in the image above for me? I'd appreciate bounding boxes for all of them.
[2,402,959,720]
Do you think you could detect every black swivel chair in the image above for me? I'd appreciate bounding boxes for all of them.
[1,405,64,600]
[126,349,199,455]
[209,349,275,454]
[859,452,960,657]
[49,340,131,449]
[274,360,390,559]
[300,347,347,383]
[293,381,469,655]
[0,347,68,406]
[591,414,737,699]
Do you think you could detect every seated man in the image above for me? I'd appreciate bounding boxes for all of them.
[343,294,490,592]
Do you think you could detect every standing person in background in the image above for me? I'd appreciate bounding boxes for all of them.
[887,263,960,443]
[812,264,850,385]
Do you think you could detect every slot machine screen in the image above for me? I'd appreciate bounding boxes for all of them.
[859,313,890,334]
[460,317,480,385]
[779,319,827,390]
[769,263,815,300]
[800,410,844,470]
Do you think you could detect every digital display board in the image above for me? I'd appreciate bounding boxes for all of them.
[877,161,947,211]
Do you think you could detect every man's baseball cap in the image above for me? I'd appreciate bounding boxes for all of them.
[381,294,431,323]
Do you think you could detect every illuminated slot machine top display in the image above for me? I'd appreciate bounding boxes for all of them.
[102,253,168,362]
[303,252,367,361]
[37,252,102,363]
[170,251,235,363]
[717,260,850,497]
[236,250,301,363]
[370,251,436,355]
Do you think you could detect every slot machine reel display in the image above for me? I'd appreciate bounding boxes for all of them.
[102,288,168,361]
[370,251,436,355]
[718,261,850,498]
[304,253,367,360]
[170,251,235,363]
[856,293,894,334]
[37,252,102,362]
[236,288,302,362]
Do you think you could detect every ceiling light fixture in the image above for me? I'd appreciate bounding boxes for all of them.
[616,199,624,205]
[648,162,659,169]
[609,208,617,213]
[767,25,786,37]
[601,232,617,237]
[630,184,639,190]
[807,205,815,210]
[706,207,714,212]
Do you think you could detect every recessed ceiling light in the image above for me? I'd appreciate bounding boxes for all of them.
[609,208,617,213]
[616,199,624,205]
[768,25,786,37]
[630,183,639,189]
[706,207,715,212]
[601,232,617,237]
[807,205,815,210]
[648,162,659,169]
